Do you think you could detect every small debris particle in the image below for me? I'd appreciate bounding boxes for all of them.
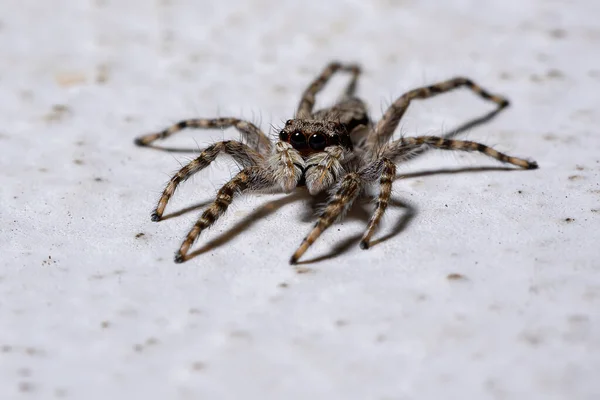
[100,321,110,329]
[564,218,574,223]
[549,28,567,39]
[96,64,110,84]
[135,232,145,239]
[133,344,144,352]
[44,104,71,122]
[568,175,583,181]
[19,382,34,392]
[73,159,84,165]
[55,71,87,87]
[191,362,206,371]
[447,273,467,281]
[278,282,289,288]
[295,266,314,274]
[547,69,564,79]
[188,308,201,315]
[94,177,103,182]
[335,320,348,327]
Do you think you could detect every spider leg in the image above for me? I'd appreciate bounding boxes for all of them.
[175,166,273,263]
[152,140,263,221]
[267,141,305,193]
[367,77,509,150]
[382,136,538,169]
[297,62,361,118]
[290,173,362,264]
[134,117,272,155]
[359,159,396,249]
[304,145,346,195]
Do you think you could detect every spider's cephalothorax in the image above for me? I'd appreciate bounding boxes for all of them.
[134,62,538,265]
[279,119,353,157]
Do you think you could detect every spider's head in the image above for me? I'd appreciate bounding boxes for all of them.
[278,119,353,157]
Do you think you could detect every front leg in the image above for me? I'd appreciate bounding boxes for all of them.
[267,141,305,193]
[290,172,362,264]
[304,146,347,195]
[176,166,273,263]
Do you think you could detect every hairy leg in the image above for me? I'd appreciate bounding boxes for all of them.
[290,173,362,264]
[135,117,272,155]
[304,146,347,195]
[152,140,263,221]
[367,77,509,150]
[175,167,273,263]
[297,62,361,118]
[381,136,537,169]
[359,158,396,249]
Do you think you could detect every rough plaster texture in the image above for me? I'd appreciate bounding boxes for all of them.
[1,0,599,399]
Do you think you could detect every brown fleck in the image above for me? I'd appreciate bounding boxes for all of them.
[146,337,159,346]
[564,218,575,223]
[135,232,145,239]
[568,175,583,181]
[44,104,71,122]
[295,266,314,274]
[101,320,110,329]
[55,71,87,87]
[73,159,84,165]
[447,273,467,281]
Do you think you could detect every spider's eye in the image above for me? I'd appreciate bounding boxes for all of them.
[308,133,327,151]
[290,132,307,149]
[279,130,289,142]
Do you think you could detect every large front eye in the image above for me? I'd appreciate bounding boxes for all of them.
[308,133,327,151]
[290,132,307,149]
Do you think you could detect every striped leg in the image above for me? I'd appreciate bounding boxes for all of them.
[383,136,538,169]
[175,167,272,263]
[359,159,396,249]
[152,141,263,221]
[290,173,362,264]
[134,117,272,154]
[297,62,361,118]
[367,77,510,149]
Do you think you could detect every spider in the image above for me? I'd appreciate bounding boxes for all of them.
[134,62,537,264]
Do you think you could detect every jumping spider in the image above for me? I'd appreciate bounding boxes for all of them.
[134,62,537,264]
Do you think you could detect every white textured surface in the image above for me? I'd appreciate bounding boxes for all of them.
[1,0,599,399]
